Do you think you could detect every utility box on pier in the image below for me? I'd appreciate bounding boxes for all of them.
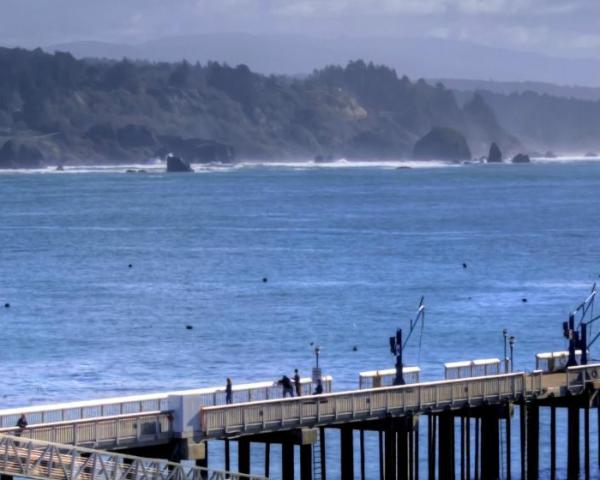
[168,394,206,436]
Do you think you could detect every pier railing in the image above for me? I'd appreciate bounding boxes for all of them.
[200,372,530,438]
[0,376,332,430]
[0,412,172,450]
[0,434,267,480]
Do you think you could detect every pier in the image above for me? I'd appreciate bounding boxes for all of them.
[0,364,599,479]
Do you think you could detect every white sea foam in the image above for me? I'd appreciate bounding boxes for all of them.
[0,155,598,174]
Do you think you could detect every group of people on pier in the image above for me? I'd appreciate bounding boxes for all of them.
[224,369,323,404]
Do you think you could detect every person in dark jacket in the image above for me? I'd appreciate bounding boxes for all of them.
[279,375,294,397]
[225,377,233,404]
[313,379,323,395]
[16,414,27,436]
[294,369,302,396]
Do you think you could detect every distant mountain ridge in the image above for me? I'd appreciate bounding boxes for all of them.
[440,78,600,102]
[48,33,600,87]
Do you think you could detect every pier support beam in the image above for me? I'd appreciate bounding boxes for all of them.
[428,415,436,480]
[238,439,250,475]
[506,404,512,480]
[224,439,230,472]
[520,404,526,480]
[282,442,294,480]
[438,412,455,480]
[480,409,499,480]
[320,427,327,480]
[567,404,580,480]
[550,406,556,480]
[360,430,366,480]
[1,475,14,480]
[340,427,354,480]
[584,400,590,480]
[397,418,409,480]
[265,443,270,478]
[526,402,539,480]
[301,443,313,480]
[385,421,397,480]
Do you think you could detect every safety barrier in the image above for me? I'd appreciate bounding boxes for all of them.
[0,434,267,480]
[200,372,530,438]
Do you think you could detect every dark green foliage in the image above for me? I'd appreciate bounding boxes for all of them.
[0,46,556,166]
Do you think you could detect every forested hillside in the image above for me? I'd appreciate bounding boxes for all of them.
[1,47,596,167]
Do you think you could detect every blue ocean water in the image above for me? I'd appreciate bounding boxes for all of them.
[0,161,599,478]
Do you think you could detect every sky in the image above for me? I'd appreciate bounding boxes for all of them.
[1,0,599,60]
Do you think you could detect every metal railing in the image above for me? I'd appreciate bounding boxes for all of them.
[0,376,332,429]
[0,434,267,480]
[0,412,172,450]
[200,372,530,438]
[358,367,420,389]
[566,363,600,391]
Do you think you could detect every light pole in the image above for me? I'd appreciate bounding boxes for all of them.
[509,336,516,372]
[503,329,508,373]
[314,345,320,369]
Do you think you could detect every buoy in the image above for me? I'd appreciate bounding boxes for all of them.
[262,277,268,283]
[128,264,133,268]
[352,345,358,352]
[186,325,193,330]
[4,303,9,308]
[462,263,468,269]
[522,298,528,303]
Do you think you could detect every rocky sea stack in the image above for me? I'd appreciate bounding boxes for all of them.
[511,153,531,164]
[166,154,193,172]
[413,127,472,162]
[487,142,503,163]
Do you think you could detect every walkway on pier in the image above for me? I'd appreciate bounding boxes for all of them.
[0,377,332,450]
[0,434,266,480]
[200,365,599,439]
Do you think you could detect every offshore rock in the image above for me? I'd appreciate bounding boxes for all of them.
[487,142,503,163]
[413,127,471,162]
[157,136,235,163]
[166,154,193,172]
[511,153,531,164]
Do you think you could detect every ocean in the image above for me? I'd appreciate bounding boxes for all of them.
[1,160,599,478]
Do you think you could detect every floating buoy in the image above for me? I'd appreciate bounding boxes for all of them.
[352,345,358,352]
[262,277,268,283]
[4,303,9,308]
[522,298,528,303]
[128,264,133,268]
[186,325,193,330]
[462,263,468,269]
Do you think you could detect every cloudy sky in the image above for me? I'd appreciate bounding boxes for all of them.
[1,0,598,60]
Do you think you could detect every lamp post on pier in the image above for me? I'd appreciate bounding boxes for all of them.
[503,328,509,373]
[509,336,516,372]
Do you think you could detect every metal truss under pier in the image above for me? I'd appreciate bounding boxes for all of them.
[0,434,267,480]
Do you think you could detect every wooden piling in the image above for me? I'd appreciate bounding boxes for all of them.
[282,441,294,480]
[526,402,539,480]
[238,439,250,475]
[438,412,455,479]
[550,406,556,480]
[300,443,313,480]
[567,404,580,479]
[360,430,366,480]
[340,427,354,480]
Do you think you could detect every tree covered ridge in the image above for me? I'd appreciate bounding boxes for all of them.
[0,47,595,166]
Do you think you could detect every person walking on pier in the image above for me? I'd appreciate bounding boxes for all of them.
[225,377,233,404]
[294,369,301,396]
[16,414,27,436]
[279,375,294,397]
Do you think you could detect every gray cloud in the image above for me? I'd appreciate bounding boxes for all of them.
[1,0,598,60]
